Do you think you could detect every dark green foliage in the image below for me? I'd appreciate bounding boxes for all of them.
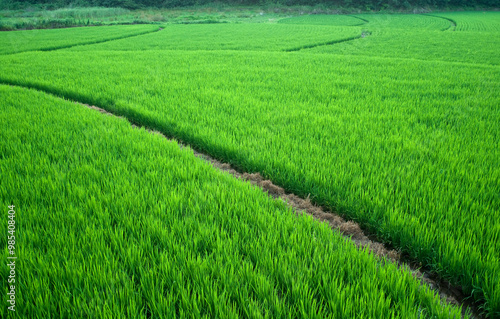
[0,0,497,10]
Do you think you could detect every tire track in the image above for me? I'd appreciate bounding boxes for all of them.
[3,82,482,319]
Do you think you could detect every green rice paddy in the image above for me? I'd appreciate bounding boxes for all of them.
[0,10,498,318]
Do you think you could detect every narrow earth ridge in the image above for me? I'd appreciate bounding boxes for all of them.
[9,84,482,318]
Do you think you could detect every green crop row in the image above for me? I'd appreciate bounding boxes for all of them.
[278,14,366,26]
[1,48,497,316]
[2,12,499,316]
[38,7,131,19]
[0,24,160,54]
[65,23,362,52]
[350,13,451,30]
[0,84,463,318]
[299,12,500,66]
[428,11,500,31]
[304,29,500,65]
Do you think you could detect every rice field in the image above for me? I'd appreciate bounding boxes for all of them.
[426,11,500,31]
[0,24,159,54]
[348,13,451,30]
[0,84,464,318]
[0,10,499,318]
[65,23,362,52]
[305,29,500,65]
[278,14,366,26]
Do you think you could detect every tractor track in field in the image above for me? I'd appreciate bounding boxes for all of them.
[6,83,483,319]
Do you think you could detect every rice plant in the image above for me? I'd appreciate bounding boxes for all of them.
[1,11,498,317]
[66,23,362,52]
[427,11,500,31]
[0,84,464,318]
[278,14,365,26]
[0,24,159,54]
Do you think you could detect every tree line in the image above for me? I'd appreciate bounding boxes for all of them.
[1,0,497,10]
